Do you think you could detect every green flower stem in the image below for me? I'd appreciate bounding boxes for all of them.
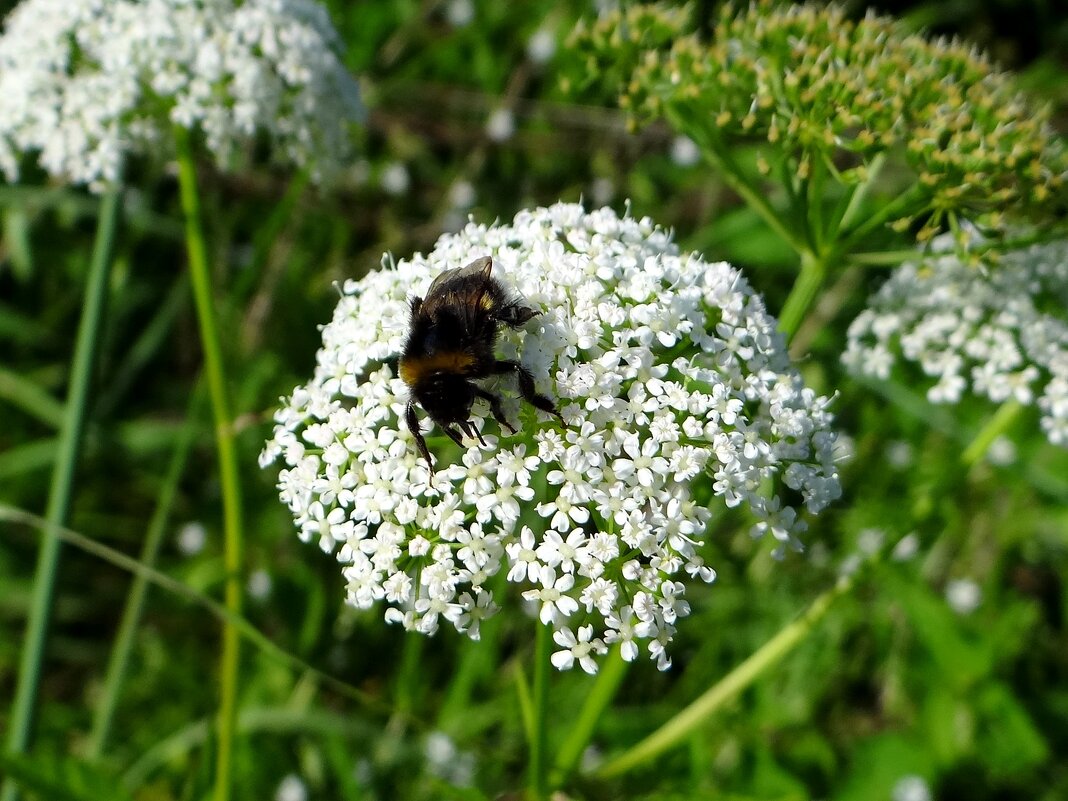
[849,249,929,266]
[777,249,827,342]
[835,153,887,235]
[173,126,244,801]
[86,383,203,761]
[394,632,426,714]
[835,182,928,256]
[805,155,827,253]
[1,184,122,801]
[592,570,859,780]
[961,400,1024,468]
[514,662,535,747]
[852,228,1067,268]
[528,620,552,801]
[549,646,629,789]
[789,265,863,358]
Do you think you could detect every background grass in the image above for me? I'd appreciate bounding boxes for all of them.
[1,1,1067,799]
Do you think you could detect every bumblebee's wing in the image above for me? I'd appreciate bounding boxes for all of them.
[419,257,496,332]
[423,257,493,304]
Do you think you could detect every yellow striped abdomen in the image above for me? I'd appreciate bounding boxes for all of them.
[399,350,476,387]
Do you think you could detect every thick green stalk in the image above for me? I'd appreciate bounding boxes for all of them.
[961,400,1024,468]
[834,153,887,235]
[777,249,827,342]
[835,182,927,255]
[593,571,858,779]
[549,646,629,788]
[173,126,244,801]
[527,621,552,801]
[1,185,122,801]
[86,384,202,760]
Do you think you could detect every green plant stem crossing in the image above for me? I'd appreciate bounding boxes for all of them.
[174,127,245,801]
[1,185,122,801]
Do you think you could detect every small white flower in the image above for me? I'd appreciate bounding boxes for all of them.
[275,774,307,801]
[891,532,920,562]
[380,161,410,196]
[247,569,272,601]
[945,578,981,615]
[424,731,476,786]
[445,0,475,27]
[176,521,207,556]
[448,180,477,210]
[892,775,932,801]
[486,108,515,142]
[670,135,700,167]
[527,28,557,64]
[605,605,640,662]
[551,624,607,674]
[522,566,579,624]
[263,203,841,671]
[590,177,614,205]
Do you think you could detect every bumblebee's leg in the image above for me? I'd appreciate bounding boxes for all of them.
[441,425,467,448]
[495,303,539,328]
[475,388,516,434]
[406,400,434,469]
[459,419,488,446]
[492,360,563,421]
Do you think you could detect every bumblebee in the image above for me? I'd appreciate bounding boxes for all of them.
[399,256,562,469]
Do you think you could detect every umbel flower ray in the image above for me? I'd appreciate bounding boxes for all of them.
[263,203,842,671]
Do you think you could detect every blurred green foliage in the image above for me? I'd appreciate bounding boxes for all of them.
[1,1,1067,800]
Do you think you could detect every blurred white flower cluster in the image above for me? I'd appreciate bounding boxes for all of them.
[0,0,362,189]
[844,237,1068,446]
[262,203,841,671]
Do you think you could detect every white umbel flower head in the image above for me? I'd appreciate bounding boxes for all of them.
[844,237,1068,447]
[262,203,842,671]
[0,0,363,189]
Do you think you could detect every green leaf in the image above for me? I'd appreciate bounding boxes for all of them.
[885,572,993,688]
[750,746,808,801]
[833,734,934,801]
[920,687,973,766]
[0,752,134,801]
[973,682,1049,778]
[0,367,65,429]
[2,207,35,281]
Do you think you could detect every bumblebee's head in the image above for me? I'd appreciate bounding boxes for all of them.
[412,372,475,424]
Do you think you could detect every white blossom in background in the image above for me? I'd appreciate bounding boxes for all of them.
[447,179,477,210]
[379,161,411,196]
[423,731,476,787]
[0,0,363,189]
[945,578,982,615]
[670,135,700,167]
[444,0,474,28]
[485,107,515,143]
[892,775,932,801]
[176,521,207,556]
[845,237,1068,447]
[274,774,308,801]
[527,27,557,65]
[262,203,842,671]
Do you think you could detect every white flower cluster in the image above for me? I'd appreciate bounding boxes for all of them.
[262,203,842,671]
[0,0,362,189]
[844,237,1068,447]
